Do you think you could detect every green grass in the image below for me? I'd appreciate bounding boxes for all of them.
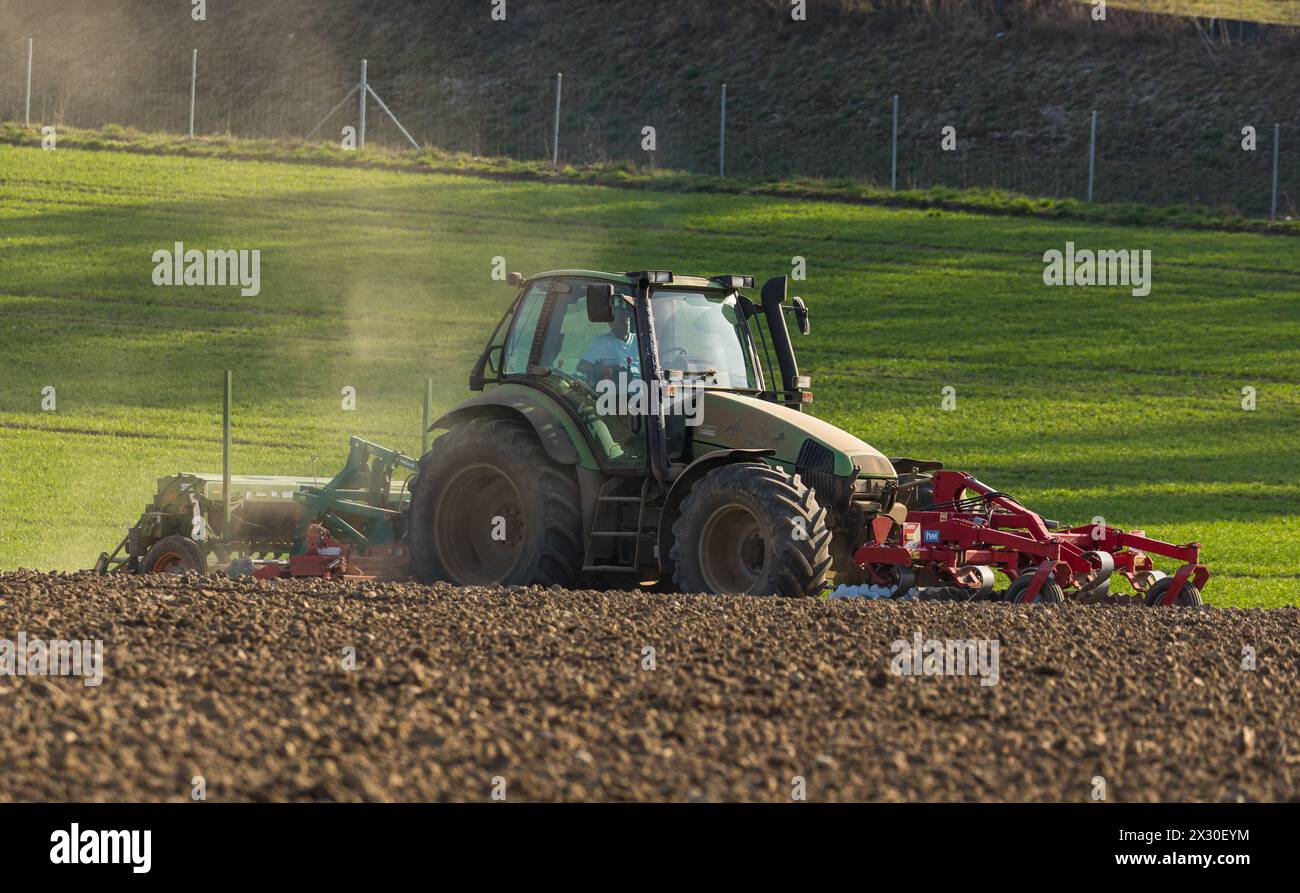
[1095,0,1300,25]
[6,125,1296,237]
[1,139,1297,607]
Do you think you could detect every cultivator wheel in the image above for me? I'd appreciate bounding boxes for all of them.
[1144,577,1204,607]
[1003,573,1064,605]
[954,565,996,600]
[1132,570,1168,594]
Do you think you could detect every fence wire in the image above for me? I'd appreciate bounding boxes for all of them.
[5,35,1296,217]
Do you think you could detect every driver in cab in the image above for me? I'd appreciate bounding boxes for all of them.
[579,298,639,382]
[571,295,643,462]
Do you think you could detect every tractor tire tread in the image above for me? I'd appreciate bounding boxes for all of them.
[669,462,832,597]
[411,416,582,587]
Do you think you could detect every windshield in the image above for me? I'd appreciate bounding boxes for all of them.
[648,289,759,390]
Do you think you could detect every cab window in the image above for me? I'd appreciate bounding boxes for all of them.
[502,279,550,375]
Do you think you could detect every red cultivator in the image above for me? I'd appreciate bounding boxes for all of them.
[854,469,1209,606]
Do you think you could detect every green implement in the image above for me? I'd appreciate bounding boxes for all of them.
[95,437,417,577]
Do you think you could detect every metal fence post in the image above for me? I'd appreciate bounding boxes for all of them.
[358,59,368,150]
[1088,110,1098,203]
[189,49,197,139]
[25,38,33,127]
[422,377,434,455]
[719,83,727,178]
[1272,123,1280,219]
[891,94,899,191]
[552,72,562,167]
[222,370,232,538]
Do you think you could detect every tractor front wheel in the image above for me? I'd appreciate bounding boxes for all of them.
[670,462,831,597]
[410,417,582,587]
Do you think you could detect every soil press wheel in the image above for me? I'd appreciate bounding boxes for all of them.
[1003,573,1064,604]
[1144,576,1204,607]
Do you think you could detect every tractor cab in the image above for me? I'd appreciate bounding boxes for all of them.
[469,270,816,472]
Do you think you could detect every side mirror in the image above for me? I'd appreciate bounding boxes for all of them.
[586,283,615,323]
[507,272,525,287]
[791,296,810,335]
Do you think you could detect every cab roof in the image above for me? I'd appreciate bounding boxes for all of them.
[531,270,637,285]
[528,270,746,290]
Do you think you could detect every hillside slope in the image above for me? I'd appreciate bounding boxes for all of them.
[3,0,1298,213]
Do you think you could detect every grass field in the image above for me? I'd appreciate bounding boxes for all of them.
[1097,0,1300,25]
[1,140,1297,606]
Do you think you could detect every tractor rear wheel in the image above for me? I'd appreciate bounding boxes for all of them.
[410,417,582,587]
[141,535,207,575]
[670,462,831,597]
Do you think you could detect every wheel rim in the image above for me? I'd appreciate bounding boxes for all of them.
[152,552,187,575]
[433,464,524,585]
[698,503,766,594]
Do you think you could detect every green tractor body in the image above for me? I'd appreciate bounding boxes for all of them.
[412,269,900,596]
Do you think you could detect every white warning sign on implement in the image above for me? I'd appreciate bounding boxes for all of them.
[903,522,922,550]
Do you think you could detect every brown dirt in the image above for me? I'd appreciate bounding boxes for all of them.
[0,570,1296,802]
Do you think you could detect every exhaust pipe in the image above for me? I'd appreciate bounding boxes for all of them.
[760,276,801,407]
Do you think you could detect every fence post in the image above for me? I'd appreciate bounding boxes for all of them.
[358,59,368,150]
[189,49,197,139]
[719,83,727,178]
[891,94,899,191]
[222,370,232,539]
[1271,123,1280,219]
[1087,110,1098,203]
[422,377,434,455]
[552,72,562,167]
[25,38,33,127]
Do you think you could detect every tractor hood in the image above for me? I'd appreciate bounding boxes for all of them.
[691,392,896,481]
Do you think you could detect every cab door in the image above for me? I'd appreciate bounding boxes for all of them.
[504,277,647,470]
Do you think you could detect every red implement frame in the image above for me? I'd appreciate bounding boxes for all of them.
[854,470,1208,604]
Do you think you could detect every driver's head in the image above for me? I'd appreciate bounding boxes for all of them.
[609,299,632,340]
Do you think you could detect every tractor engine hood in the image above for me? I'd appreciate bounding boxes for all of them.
[690,392,896,481]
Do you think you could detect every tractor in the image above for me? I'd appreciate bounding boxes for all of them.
[97,268,1207,605]
[410,269,1209,605]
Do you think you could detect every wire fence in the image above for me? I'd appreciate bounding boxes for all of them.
[4,35,1296,218]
